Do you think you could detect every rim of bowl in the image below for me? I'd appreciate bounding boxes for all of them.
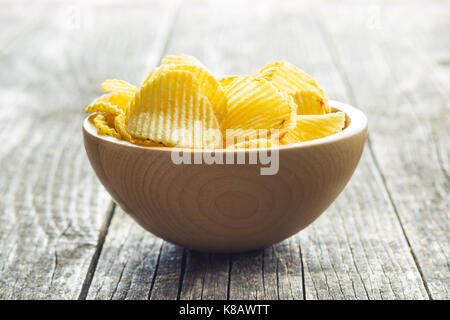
[83,100,368,153]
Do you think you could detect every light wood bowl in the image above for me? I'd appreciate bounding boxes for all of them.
[83,100,367,253]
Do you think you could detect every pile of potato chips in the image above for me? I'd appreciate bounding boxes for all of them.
[86,54,345,149]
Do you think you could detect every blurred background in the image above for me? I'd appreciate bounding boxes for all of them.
[0,0,448,300]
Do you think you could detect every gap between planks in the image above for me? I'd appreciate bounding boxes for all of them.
[78,202,116,300]
[77,0,183,300]
[75,0,446,300]
[312,7,434,299]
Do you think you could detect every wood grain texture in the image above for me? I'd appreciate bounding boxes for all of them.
[316,1,449,299]
[0,0,177,299]
[1,0,448,300]
[85,207,164,300]
[155,0,429,299]
[83,101,367,252]
[0,3,114,299]
[180,251,230,300]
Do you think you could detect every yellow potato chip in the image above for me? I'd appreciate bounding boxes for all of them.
[160,53,206,68]
[281,112,346,144]
[293,90,331,115]
[86,100,122,116]
[255,61,319,92]
[222,76,298,138]
[144,64,227,129]
[86,90,137,142]
[132,138,164,147]
[218,75,239,88]
[127,70,222,148]
[150,64,227,126]
[226,138,275,149]
[111,99,162,146]
[224,76,294,141]
[91,113,120,139]
[143,66,164,84]
[85,55,339,149]
[86,92,132,114]
[103,112,116,128]
[255,61,330,114]
[278,90,298,136]
[101,79,137,97]
[114,113,133,142]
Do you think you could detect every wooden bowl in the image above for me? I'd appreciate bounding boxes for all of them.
[83,100,367,253]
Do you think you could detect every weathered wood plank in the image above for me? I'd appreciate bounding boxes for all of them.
[3,0,445,300]
[149,243,185,300]
[380,0,450,177]
[301,152,428,299]
[0,4,116,299]
[317,1,449,299]
[165,0,308,300]
[160,0,427,299]
[180,252,230,300]
[83,0,185,300]
[0,0,176,299]
[88,0,440,298]
[86,207,187,300]
[84,207,163,300]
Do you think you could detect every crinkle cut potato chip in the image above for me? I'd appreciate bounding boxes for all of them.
[85,54,345,149]
[219,75,239,88]
[86,92,132,114]
[144,64,227,128]
[255,61,319,90]
[143,65,163,83]
[227,138,275,149]
[278,90,298,137]
[218,74,299,140]
[91,113,120,138]
[160,53,206,69]
[114,113,133,142]
[281,112,346,145]
[101,79,137,97]
[127,70,222,148]
[224,76,295,141]
[293,90,329,115]
[255,61,331,114]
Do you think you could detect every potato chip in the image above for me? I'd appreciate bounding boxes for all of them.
[293,90,331,115]
[223,76,297,138]
[143,64,227,129]
[227,138,274,149]
[86,99,122,116]
[91,113,120,139]
[103,112,116,128]
[255,61,330,114]
[281,112,346,144]
[223,76,294,141]
[143,66,164,84]
[160,53,206,68]
[132,138,164,147]
[149,64,227,126]
[101,79,137,97]
[255,61,319,92]
[127,70,222,148]
[86,92,132,115]
[114,113,133,142]
[278,90,298,135]
[86,55,340,150]
[218,75,239,88]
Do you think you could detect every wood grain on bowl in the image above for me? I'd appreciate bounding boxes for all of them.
[83,101,367,253]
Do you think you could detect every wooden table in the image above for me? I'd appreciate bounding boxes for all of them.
[0,0,448,300]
